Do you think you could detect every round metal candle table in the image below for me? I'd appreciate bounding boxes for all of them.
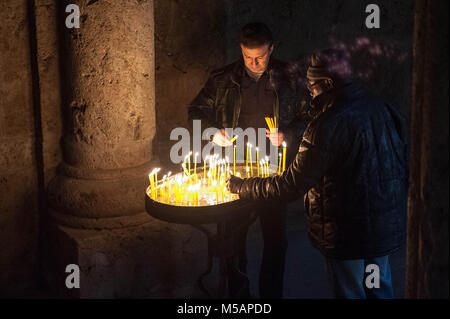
[145,164,264,298]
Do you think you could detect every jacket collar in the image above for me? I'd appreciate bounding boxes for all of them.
[335,82,365,105]
[229,58,279,85]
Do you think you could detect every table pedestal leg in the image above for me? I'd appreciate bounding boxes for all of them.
[190,211,259,298]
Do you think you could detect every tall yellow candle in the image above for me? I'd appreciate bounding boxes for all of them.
[219,182,223,202]
[148,172,154,187]
[203,155,207,180]
[259,161,263,178]
[148,168,157,186]
[194,152,197,172]
[181,185,185,204]
[208,157,213,182]
[194,184,199,206]
[265,156,269,177]
[167,172,172,198]
[213,156,217,180]
[278,153,282,175]
[256,147,259,176]
[249,144,253,176]
[207,169,212,186]
[212,181,218,203]
[246,166,250,178]
[246,143,249,168]
[188,152,192,174]
[162,175,166,201]
[148,173,154,199]
[261,161,264,177]
[194,152,198,183]
[282,142,287,172]
[174,180,179,204]
[233,146,236,175]
[154,170,159,198]
[166,184,170,203]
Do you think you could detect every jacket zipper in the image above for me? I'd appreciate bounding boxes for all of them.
[230,67,280,128]
[230,78,241,129]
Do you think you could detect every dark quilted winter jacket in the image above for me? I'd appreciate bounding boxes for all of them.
[237,83,408,259]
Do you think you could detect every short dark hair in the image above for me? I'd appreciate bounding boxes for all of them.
[239,22,273,48]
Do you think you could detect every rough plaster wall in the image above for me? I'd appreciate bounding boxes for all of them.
[225,0,413,119]
[154,0,228,166]
[0,0,39,293]
[35,0,62,186]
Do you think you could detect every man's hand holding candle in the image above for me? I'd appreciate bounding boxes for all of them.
[212,129,233,147]
[266,129,285,146]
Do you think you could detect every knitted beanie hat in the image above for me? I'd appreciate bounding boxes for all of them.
[307,49,352,81]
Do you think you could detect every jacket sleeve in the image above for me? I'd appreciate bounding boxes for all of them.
[238,121,332,202]
[288,101,313,134]
[188,73,219,130]
[277,85,298,142]
[279,96,317,163]
[385,101,409,189]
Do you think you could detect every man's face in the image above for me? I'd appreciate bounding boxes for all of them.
[240,43,273,73]
[307,78,332,98]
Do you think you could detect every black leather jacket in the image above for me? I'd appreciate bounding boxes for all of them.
[237,83,409,259]
[188,58,309,152]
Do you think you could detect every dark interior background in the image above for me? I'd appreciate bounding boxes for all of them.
[154,0,413,164]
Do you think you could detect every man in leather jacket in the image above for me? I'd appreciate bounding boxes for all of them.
[188,23,308,298]
[227,49,408,299]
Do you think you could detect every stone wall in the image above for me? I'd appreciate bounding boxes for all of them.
[155,0,414,167]
[0,0,39,294]
[154,0,228,167]
[224,0,413,119]
[35,0,63,186]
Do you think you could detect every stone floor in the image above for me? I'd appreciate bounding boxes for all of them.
[245,199,407,298]
[4,199,406,299]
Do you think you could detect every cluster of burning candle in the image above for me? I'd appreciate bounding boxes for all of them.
[147,156,236,207]
[147,139,287,207]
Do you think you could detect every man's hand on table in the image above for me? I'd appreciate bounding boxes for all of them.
[226,175,244,194]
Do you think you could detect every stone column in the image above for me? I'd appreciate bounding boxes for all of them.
[45,0,159,297]
[48,0,156,229]
[406,0,449,298]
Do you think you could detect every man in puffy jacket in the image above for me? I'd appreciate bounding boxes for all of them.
[227,49,408,299]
